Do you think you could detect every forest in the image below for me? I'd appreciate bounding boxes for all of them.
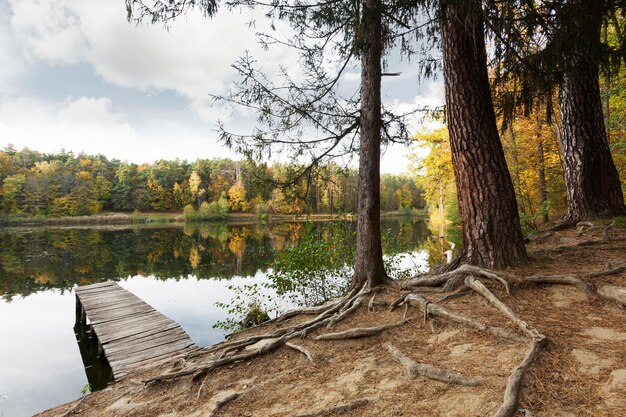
[0,147,423,218]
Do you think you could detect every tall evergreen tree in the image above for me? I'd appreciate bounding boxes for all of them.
[555,0,626,225]
[441,0,529,267]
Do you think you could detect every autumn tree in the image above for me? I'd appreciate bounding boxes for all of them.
[227,182,250,212]
[410,128,455,225]
[188,171,205,207]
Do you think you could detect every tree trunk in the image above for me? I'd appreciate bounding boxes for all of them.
[557,0,626,225]
[536,113,549,224]
[352,0,388,289]
[442,0,528,268]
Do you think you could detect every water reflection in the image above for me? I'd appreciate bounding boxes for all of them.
[0,219,459,417]
[0,220,435,300]
[74,319,113,391]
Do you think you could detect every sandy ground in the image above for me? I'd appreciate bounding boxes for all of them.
[38,224,626,417]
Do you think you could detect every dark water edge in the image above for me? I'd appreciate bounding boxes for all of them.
[0,219,457,417]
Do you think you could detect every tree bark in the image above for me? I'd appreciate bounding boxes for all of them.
[442,0,528,268]
[352,0,388,289]
[557,1,626,225]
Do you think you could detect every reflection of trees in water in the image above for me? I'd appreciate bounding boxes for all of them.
[423,219,464,269]
[0,220,432,300]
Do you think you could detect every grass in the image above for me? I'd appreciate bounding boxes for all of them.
[0,212,184,227]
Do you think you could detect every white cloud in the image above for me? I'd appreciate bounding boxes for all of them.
[0,95,237,163]
[9,0,87,65]
[0,5,25,82]
[7,1,299,123]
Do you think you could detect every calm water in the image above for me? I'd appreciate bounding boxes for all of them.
[0,219,452,417]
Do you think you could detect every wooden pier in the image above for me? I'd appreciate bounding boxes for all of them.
[74,281,196,379]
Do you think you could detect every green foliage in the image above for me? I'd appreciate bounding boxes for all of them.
[213,283,275,333]
[0,147,425,218]
[268,224,355,306]
[409,128,458,232]
[184,198,229,221]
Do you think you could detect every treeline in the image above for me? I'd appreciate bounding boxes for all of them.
[0,146,424,217]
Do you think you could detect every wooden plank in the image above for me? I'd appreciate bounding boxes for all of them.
[78,292,139,306]
[106,333,193,360]
[75,282,118,292]
[91,311,168,334]
[105,328,190,355]
[90,313,164,333]
[92,317,177,342]
[79,295,141,311]
[77,289,128,300]
[101,322,182,346]
[75,281,196,380]
[104,328,189,356]
[108,340,195,369]
[75,281,117,291]
[87,299,147,314]
[113,346,196,373]
[76,284,124,295]
[79,291,137,303]
[88,305,156,325]
[86,300,152,316]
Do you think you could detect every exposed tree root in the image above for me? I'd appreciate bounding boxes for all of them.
[402,264,513,295]
[285,342,314,362]
[315,320,406,341]
[291,399,370,417]
[138,253,623,415]
[523,274,593,295]
[146,331,305,383]
[367,293,377,312]
[210,289,372,358]
[206,391,241,417]
[465,277,541,340]
[437,286,470,303]
[275,298,346,324]
[326,288,375,328]
[390,293,408,310]
[584,263,626,278]
[528,231,554,242]
[577,221,614,240]
[493,337,547,417]
[556,236,626,251]
[146,287,377,383]
[402,294,525,342]
[386,343,481,386]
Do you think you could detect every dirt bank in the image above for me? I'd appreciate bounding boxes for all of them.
[38,222,626,417]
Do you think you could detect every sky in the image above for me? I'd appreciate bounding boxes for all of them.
[0,0,444,174]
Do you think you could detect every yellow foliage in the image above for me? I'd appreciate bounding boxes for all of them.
[189,245,201,269]
[228,182,250,212]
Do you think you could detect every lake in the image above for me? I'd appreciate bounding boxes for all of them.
[0,219,456,417]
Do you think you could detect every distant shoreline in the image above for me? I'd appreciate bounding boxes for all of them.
[0,210,425,228]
